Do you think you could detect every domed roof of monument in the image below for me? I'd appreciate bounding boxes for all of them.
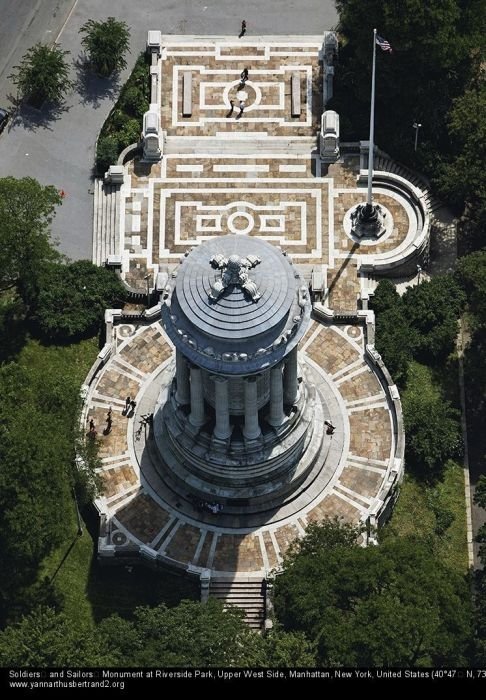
[161,235,311,374]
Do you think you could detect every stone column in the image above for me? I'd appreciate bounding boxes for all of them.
[175,350,190,405]
[283,347,299,405]
[213,376,231,440]
[243,376,261,440]
[189,366,206,428]
[268,364,285,427]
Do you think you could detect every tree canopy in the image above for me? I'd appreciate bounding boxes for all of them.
[0,607,113,667]
[332,0,481,160]
[402,363,462,480]
[0,340,97,623]
[436,85,486,214]
[80,18,131,77]
[273,520,472,666]
[401,276,465,363]
[0,599,317,668]
[8,43,73,107]
[0,177,61,304]
[457,250,486,328]
[32,260,126,341]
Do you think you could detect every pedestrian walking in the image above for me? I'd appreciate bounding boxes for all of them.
[325,420,336,435]
[226,99,235,117]
[89,419,95,432]
[239,20,247,38]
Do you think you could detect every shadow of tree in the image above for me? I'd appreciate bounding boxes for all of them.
[73,56,120,109]
[6,92,71,133]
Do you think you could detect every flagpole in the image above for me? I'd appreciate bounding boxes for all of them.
[367,28,377,209]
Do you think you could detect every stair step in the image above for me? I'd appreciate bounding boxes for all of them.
[207,577,266,630]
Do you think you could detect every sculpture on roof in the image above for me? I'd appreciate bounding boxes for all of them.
[209,253,262,302]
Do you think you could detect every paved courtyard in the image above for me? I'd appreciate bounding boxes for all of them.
[88,318,398,575]
[84,36,416,578]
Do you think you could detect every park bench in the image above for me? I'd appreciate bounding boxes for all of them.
[291,73,301,117]
[183,71,192,117]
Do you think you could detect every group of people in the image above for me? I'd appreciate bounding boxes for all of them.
[87,398,151,440]
[187,494,224,515]
[87,406,113,438]
[123,396,137,417]
[227,67,250,119]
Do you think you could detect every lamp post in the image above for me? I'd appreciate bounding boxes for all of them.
[72,486,83,536]
[413,122,422,152]
[144,273,151,308]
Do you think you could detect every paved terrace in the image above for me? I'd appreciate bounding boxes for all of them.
[86,319,398,575]
[86,36,415,578]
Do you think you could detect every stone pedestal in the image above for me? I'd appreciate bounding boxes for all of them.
[350,202,386,239]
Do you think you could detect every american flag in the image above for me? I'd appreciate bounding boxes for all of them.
[376,35,393,53]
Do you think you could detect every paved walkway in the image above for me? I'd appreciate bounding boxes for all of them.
[0,1,337,260]
[86,318,398,575]
[95,37,426,321]
[84,35,418,578]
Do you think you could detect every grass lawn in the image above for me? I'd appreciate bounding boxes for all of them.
[383,460,468,574]
[25,335,198,628]
[41,505,198,628]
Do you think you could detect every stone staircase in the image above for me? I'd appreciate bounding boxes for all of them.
[208,577,266,630]
[92,179,121,266]
[374,156,442,214]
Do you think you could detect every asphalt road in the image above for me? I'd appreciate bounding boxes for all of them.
[0,0,76,105]
[0,0,338,261]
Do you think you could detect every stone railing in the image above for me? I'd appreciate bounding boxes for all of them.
[357,170,430,276]
[312,305,405,542]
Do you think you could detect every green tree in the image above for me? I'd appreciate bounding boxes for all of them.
[371,280,417,386]
[474,475,486,510]
[98,600,266,667]
[33,260,125,341]
[402,363,462,480]
[0,607,114,666]
[80,17,130,77]
[0,341,94,622]
[96,136,120,174]
[0,177,61,304]
[402,276,466,363]
[374,307,417,386]
[370,278,401,314]
[436,85,486,212]
[262,630,316,667]
[332,1,479,159]
[457,250,486,327]
[273,520,472,666]
[9,43,73,107]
